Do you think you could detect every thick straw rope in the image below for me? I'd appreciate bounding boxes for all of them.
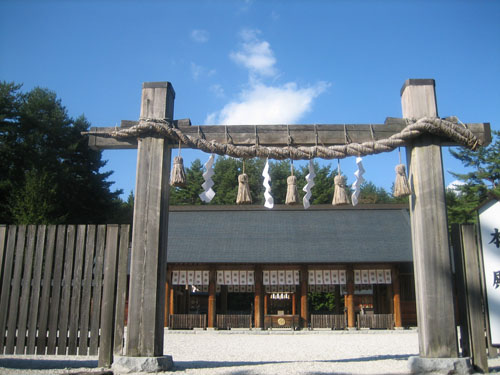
[85,117,480,160]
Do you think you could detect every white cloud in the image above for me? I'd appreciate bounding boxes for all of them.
[230,29,277,77]
[206,81,330,125]
[209,84,225,98]
[447,180,466,194]
[191,29,209,43]
[191,62,216,80]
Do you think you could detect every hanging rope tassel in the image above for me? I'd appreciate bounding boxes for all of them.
[332,160,350,205]
[285,161,299,205]
[302,159,316,209]
[170,141,187,187]
[393,148,412,197]
[236,161,252,204]
[170,157,187,187]
[394,164,412,197]
[262,158,274,209]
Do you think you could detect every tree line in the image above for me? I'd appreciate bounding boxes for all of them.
[1,81,497,224]
[169,157,404,206]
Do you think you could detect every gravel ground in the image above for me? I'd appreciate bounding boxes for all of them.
[1,330,499,375]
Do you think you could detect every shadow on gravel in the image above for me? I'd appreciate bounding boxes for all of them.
[0,358,98,370]
[173,354,413,371]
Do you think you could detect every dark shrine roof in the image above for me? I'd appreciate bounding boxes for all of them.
[166,204,412,264]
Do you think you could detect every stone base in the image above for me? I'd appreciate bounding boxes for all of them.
[112,355,173,373]
[408,356,472,374]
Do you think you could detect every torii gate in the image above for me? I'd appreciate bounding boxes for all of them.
[88,79,491,372]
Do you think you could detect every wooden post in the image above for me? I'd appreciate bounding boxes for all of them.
[334,285,341,315]
[392,267,402,328]
[169,287,175,316]
[402,79,458,358]
[254,267,263,329]
[208,267,216,328]
[164,269,171,327]
[292,293,296,316]
[346,268,355,328]
[264,293,268,316]
[450,223,471,357]
[126,82,174,357]
[461,225,488,373]
[300,266,308,328]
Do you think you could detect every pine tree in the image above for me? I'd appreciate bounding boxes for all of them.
[447,130,500,223]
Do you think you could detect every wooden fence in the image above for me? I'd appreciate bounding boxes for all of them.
[357,314,394,329]
[310,314,346,330]
[0,224,129,367]
[216,314,252,329]
[168,314,207,329]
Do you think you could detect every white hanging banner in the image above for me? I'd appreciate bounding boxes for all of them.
[199,154,216,203]
[262,158,274,209]
[351,156,365,206]
[479,199,500,345]
[303,159,316,209]
[377,270,386,284]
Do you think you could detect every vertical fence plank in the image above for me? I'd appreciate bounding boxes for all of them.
[99,225,119,367]
[57,225,76,354]
[37,225,56,355]
[0,226,18,353]
[114,225,130,356]
[461,225,488,373]
[6,225,27,354]
[0,225,6,289]
[68,225,86,355]
[47,225,66,354]
[89,225,106,355]
[27,225,46,354]
[79,225,96,355]
[15,225,37,354]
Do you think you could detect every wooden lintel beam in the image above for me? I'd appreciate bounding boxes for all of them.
[87,118,491,151]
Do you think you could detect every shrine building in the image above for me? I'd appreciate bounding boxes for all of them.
[163,203,416,330]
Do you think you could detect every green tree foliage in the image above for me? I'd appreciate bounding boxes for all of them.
[447,130,500,224]
[169,158,204,205]
[0,82,124,224]
[308,291,341,313]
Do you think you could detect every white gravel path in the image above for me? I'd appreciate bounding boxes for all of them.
[1,330,499,374]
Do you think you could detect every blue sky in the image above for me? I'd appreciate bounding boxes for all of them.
[1,0,499,200]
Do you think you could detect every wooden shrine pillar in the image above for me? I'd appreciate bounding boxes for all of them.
[300,266,308,328]
[346,268,355,328]
[392,266,402,328]
[207,267,216,328]
[169,286,175,316]
[292,293,296,316]
[264,293,269,316]
[402,79,458,358]
[126,82,174,357]
[254,267,264,329]
[164,270,171,327]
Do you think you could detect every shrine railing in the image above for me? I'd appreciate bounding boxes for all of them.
[168,314,207,330]
[310,314,346,330]
[216,314,252,330]
[357,314,394,330]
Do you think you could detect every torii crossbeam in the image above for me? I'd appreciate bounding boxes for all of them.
[88,80,491,372]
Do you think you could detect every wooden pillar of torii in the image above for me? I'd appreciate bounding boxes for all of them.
[88,80,491,366]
